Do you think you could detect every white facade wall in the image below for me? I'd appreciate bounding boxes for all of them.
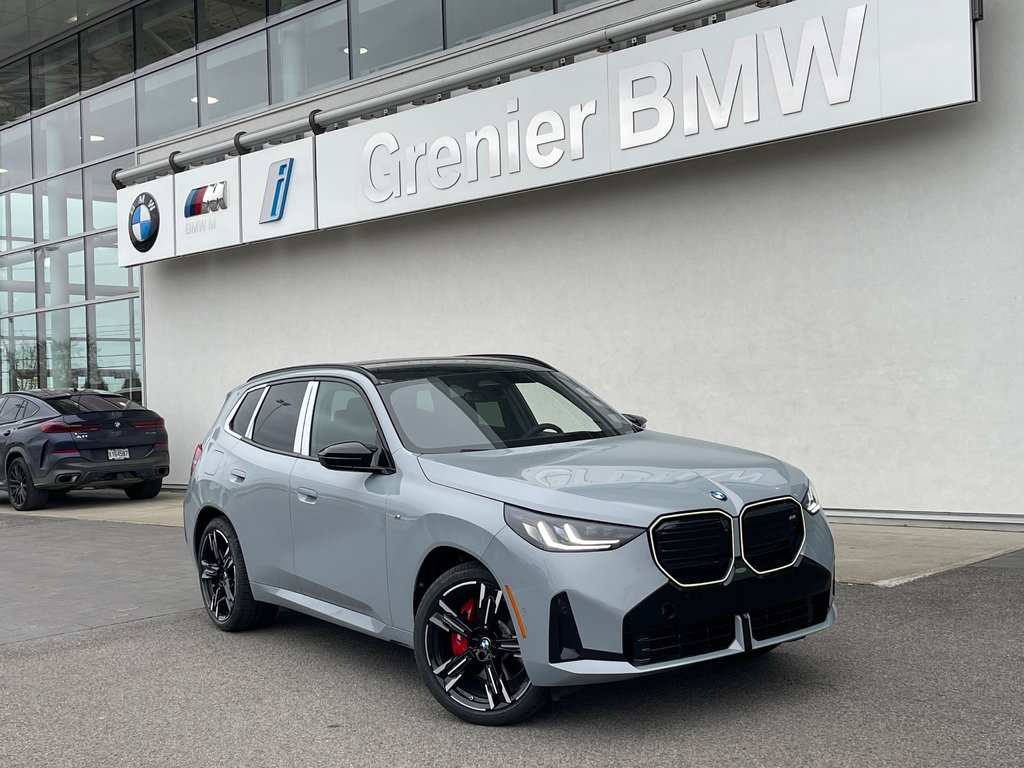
[143,4,1021,514]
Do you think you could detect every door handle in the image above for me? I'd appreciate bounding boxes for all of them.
[229,469,246,483]
[296,487,318,504]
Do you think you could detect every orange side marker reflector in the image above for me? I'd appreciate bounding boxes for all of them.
[504,584,526,639]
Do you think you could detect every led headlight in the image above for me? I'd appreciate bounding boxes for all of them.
[503,505,644,552]
[803,480,823,515]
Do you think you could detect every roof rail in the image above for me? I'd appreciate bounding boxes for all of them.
[461,354,554,369]
[246,363,378,384]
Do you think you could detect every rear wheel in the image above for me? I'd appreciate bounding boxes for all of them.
[197,517,277,631]
[124,478,162,500]
[414,562,547,725]
[7,457,49,511]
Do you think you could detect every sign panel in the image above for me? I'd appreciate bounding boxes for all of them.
[117,175,175,267]
[240,137,317,243]
[116,0,977,265]
[316,0,976,229]
[174,157,242,256]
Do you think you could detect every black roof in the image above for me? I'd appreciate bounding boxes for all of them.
[247,355,553,385]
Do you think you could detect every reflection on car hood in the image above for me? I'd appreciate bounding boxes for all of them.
[417,430,806,527]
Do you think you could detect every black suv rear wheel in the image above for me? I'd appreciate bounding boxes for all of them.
[7,457,49,511]
[124,478,162,500]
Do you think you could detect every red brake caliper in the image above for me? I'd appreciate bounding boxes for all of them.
[450,597,475,655]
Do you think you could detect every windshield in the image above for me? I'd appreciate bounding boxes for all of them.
[378,370,634,453]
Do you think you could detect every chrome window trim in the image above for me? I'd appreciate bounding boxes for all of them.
[224,385,266,438]
[244,386,271,440]
[738,495,807,576]
[647,509,735,589]
[294,380,318,455]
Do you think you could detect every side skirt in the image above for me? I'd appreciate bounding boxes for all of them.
[250,582,414,648]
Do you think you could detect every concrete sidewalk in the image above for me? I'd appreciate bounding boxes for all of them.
[2,490,1023,588]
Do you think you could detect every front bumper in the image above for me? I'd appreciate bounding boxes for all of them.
[482,511,836,688]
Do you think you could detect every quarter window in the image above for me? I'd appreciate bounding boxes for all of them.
[310,381,379,455]
[0,397,23,424]
[250,381,306,452]
[229,387,264,435]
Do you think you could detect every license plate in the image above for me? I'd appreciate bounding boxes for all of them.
[108,448,130,461]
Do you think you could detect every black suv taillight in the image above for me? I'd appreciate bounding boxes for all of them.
[40,420,100,434]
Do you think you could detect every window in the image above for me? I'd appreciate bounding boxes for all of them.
[0,59,31,125]
[351,0,443,76]
[311,381,379,454]
[557,0,595,10]
[90,298,142,398]
[199,0,267,43]
[445,0,551,46]
[269,3,350,104]
[0,187,34,253]
[43,306,88,389]
[270,0,318,13]
[35,172,84,242]
[251,381,307,451]
[230,388,264,435]
[82,85,136,162]
[21,400,39,419]
[37,239,86,308]
[198,35,268,124]
[137,61,198,144]
[0,314,39,392]
[515,381,600,433]
[0,397,23,424]
[81,12,135,91]
[0,249,36,313]
[32,103,82,176]
[136,0,197,69]
[88,231,137,298]
[47,394,144,413]
[85,158,131,232]
[0,122,32,189]
[31,37,80,109]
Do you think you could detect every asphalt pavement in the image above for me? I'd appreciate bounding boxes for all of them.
[0,509,1021,767]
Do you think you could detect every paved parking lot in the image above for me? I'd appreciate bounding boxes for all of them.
[1,512,1021,767]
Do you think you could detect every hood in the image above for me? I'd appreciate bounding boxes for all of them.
[417,430,807,527]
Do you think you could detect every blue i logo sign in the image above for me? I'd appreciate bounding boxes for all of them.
[259,158,294,224]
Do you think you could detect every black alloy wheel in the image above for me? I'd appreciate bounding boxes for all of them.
[414,563,547,725]
[197,517,277,631]
[6,457,49,511]
[125,478,163,500]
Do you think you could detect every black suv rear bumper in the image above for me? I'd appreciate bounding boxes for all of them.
[36,452,170,490]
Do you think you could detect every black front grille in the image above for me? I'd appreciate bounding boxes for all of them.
[749,590,831,641]
[627,616,736,665]
[651,513,732,586]
[741,498,804,572]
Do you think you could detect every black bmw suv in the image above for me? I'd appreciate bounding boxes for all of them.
[0,389,169,510]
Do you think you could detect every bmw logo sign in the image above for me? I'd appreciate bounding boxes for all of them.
[709,490,728,501]
[128,193,160,253]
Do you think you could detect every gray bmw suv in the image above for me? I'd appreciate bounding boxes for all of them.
[185,356,835,725]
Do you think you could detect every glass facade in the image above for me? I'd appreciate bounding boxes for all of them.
[0,0,604,400]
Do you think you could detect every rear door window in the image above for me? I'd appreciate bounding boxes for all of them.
[229,388,264,436]
[251,381,307,453]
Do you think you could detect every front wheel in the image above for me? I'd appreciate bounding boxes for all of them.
[413,562,547,725]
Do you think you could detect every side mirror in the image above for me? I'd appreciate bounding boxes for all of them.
[622,413,647,431]
[317,441,392,473]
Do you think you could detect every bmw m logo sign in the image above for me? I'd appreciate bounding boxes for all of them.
[184,181,228,217]
[128,193,160,253]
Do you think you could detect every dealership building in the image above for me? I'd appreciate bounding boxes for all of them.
[0,0,1017,520]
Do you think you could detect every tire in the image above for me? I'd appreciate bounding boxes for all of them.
[6,457,49,511]
[124,478,163,500]
[197,516,277,632]
[414,562,547,726]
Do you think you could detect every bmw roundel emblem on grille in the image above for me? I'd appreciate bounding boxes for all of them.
[709,490,728,501]
[128,193,160,253]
